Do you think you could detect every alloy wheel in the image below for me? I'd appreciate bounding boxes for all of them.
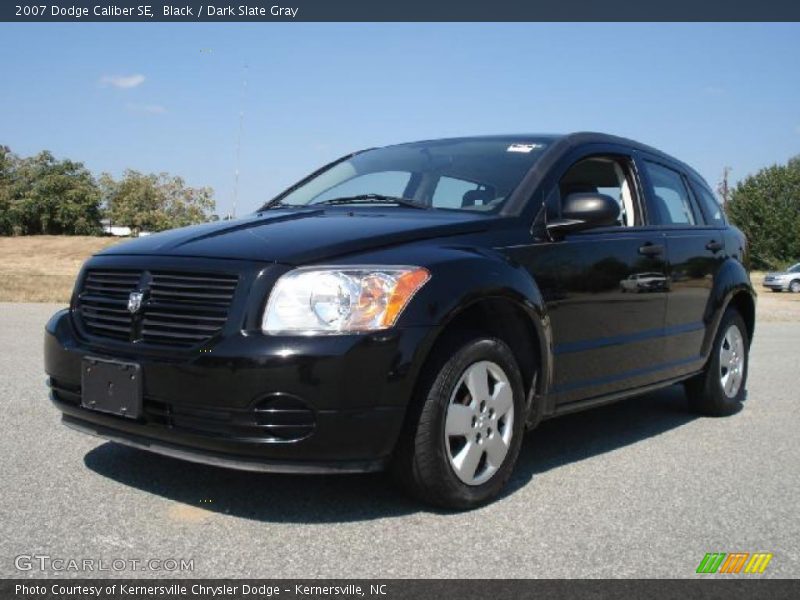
[444,361,514,486]
[719,324,745,399]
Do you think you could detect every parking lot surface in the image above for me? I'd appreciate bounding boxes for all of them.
[1,303,798,578]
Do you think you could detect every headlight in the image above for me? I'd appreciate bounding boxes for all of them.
[262,266,430,334]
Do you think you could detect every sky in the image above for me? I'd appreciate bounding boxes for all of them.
[1,23,799,218]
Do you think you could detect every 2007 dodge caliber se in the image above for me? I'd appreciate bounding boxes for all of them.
[45,133,755,508]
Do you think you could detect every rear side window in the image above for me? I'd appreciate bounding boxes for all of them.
[644,161,697,225]
[692,182,726,226]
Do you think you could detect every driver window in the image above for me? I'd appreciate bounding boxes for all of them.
[558,156,638,227]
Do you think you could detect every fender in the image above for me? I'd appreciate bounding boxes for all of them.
[701,257,756,359]
[393,244,553,424]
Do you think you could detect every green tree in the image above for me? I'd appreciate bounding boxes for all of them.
[102,170,215,235]
[1,148,101,235]
[0,146,15,235]
[161,174,215,228]
[727,156,800,270]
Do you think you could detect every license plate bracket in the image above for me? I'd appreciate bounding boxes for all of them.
[81,357,142,419]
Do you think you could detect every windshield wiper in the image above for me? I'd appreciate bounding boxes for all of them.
[259,200,312,211]
[312,194,429,209]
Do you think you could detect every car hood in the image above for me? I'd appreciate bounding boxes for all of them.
[98,208,493,264]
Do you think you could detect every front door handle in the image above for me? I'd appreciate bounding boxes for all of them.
[706,240,724,252]
[638,243,664,256]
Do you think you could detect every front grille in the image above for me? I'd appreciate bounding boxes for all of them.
[76,268,238,348]
[79,270,142,340]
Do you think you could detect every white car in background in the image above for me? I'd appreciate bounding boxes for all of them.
[763,263,800,293]
[620,272,669,293]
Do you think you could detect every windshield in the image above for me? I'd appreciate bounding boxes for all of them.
[789,264,800,273]
[264,137,552,212]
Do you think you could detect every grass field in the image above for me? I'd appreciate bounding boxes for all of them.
[0,236,797,321]
[0,236,122,302]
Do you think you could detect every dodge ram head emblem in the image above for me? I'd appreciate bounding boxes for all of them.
[127,291,144,314]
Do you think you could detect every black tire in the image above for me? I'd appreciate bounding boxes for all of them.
[790,279,800,293]
[391,336,526,510]
[685,308,749,416]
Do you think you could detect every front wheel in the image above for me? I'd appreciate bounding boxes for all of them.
[685,308,749,416]
[790,279,800,293]
[392,336,526,509]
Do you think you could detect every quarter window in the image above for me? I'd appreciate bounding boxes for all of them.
[644,161,696,225]
[692,182,725,226]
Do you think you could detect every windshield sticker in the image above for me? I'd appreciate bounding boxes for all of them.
[507,143,541,153]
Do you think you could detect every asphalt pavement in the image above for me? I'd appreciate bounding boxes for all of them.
[1,302,798,578]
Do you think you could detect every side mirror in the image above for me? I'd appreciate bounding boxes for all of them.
[546,193,621,237]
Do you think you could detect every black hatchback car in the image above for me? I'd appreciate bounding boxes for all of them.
[45,133,755,508]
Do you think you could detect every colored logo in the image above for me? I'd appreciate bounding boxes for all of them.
[696,552,773,574]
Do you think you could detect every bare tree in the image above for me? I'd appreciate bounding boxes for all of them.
[718,166,732,205]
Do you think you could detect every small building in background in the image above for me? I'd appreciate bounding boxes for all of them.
[100,219,150,237]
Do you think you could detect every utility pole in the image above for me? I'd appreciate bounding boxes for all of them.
[232,63,248,219]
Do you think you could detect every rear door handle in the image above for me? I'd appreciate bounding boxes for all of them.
[706,240,723,252]
[638,243,664,256]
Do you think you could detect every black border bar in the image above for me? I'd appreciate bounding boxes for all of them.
[3,580,800,600]
[3,0,800,22]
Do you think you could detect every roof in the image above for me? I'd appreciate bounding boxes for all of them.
[386,131,706,184]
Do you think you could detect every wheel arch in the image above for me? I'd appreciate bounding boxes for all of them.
[702,258,756,355]
[430,294,550,409]
[401,257,554,433]
[727,289,755,344]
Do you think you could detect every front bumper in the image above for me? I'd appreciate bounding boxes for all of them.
[763,281,787,291]
[45,308,433,473]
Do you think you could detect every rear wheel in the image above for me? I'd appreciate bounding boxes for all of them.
[392,336,526,509]
[685,308,749,416]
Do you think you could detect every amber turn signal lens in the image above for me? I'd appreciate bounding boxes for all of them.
[381,268,430,328]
